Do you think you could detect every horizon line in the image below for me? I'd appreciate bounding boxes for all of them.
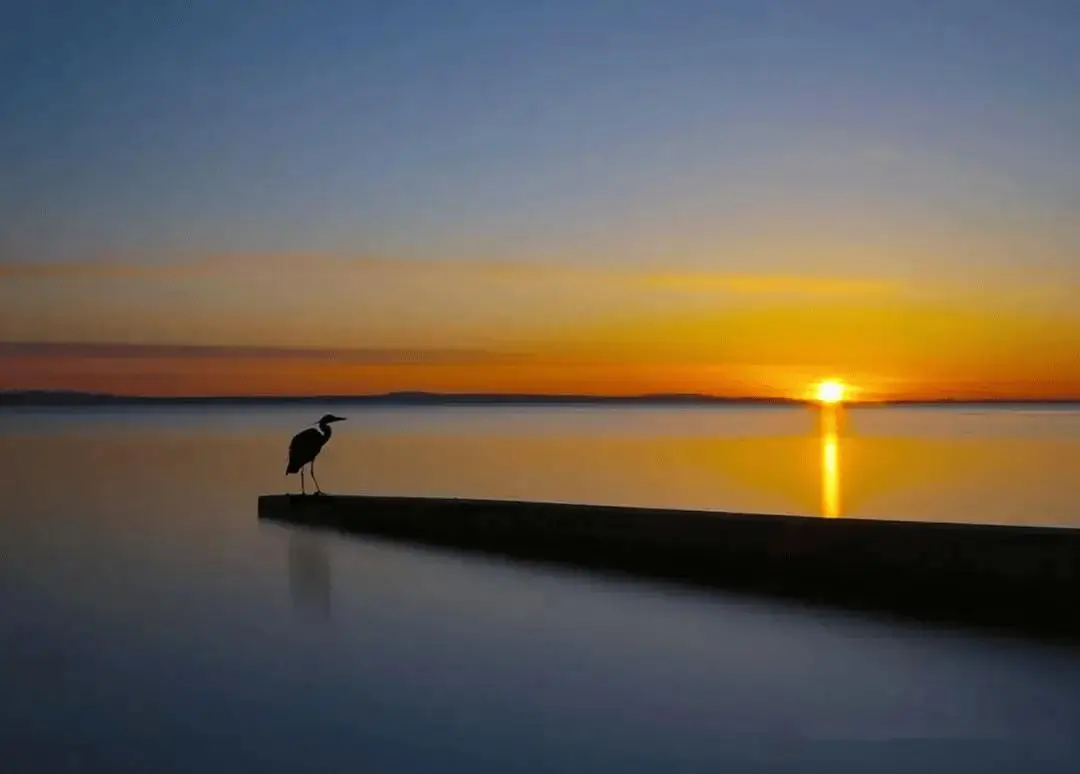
[3,389,1080,406]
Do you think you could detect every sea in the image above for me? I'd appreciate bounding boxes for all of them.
[3,403,1080,772]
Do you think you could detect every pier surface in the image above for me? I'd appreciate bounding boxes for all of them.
[258,494,1080,640]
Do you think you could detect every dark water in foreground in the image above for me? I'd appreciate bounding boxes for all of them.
[3,405,1080,771]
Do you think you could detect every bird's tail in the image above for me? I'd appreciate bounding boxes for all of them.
[285,462,300,475]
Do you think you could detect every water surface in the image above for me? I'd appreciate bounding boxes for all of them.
[5,403,1080,523]
[3,405,1080,771]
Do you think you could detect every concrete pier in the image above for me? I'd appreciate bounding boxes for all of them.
[258,495,1080,640]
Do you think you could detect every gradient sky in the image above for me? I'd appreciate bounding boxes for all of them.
[2,0,1079,398]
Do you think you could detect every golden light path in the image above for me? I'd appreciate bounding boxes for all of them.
[811,379,847,518]
[820,404,842,518]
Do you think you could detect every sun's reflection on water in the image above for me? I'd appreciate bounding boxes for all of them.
[820,404,842,518]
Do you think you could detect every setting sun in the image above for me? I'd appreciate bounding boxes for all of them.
[815,380,846,404]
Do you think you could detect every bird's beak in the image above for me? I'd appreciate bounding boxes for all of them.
[331,416,346,422]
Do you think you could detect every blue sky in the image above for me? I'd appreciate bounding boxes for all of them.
[3,0,1078,272]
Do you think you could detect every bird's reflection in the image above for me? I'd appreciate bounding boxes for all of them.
[819,404,843,518]
[288,530,332,616]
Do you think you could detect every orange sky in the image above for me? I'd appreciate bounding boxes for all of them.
[3,254,1080,400]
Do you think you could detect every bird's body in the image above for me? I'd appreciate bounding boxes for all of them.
[285,414,345,494]
[286,426,330,474]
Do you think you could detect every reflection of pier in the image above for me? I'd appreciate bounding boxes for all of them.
[289,530,332,616]
[819,405,842,518]
[259,494,1080,641]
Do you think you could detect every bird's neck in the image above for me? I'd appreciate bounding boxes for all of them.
[317,422,333,439]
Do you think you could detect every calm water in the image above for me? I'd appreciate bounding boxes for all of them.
[3,404,1080,772]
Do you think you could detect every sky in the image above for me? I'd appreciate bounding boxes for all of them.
[2,0,1079,399]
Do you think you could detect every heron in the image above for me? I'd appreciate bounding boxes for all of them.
[285,414,346,495]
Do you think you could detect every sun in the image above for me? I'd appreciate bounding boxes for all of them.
[815,379,846,404]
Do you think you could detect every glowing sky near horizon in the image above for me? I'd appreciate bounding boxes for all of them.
[2,1,1079,398]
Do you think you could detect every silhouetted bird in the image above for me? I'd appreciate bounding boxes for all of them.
[286,414,345,495]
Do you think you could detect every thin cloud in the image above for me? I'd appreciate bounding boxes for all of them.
[0,261,188,279]
[0,252,362,278]
[636,273,894,296]
[1,253,898,298]
[0,341,529,365]
[0,253,493,279]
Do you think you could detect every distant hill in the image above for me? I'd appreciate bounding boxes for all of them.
[0,389,806,407]
[2,389,1079,407]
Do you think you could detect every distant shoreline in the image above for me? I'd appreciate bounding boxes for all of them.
[1,390,1078,408]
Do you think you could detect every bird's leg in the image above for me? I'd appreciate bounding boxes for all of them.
[310,460,323,495]
[300,467,307,496]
